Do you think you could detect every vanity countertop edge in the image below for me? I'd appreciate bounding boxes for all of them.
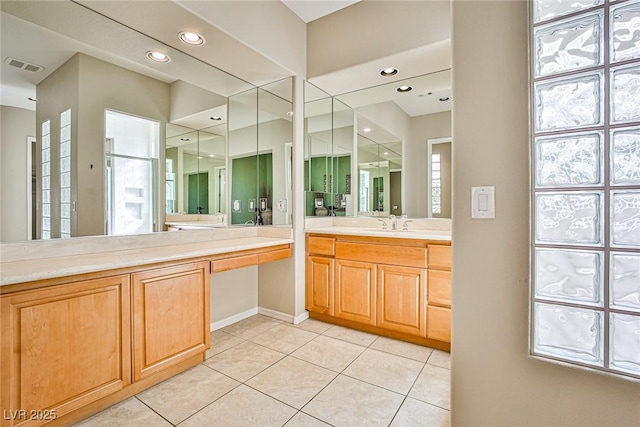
[305,226,451,241]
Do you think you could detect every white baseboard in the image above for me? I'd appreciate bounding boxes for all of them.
[210,307,310,331]
[210,307,258,332]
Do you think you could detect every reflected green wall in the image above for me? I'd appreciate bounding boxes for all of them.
[304,154,350,216]
[231,153,272,224]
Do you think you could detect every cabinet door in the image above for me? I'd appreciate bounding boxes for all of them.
[427,305,451,343]
[377,265,427,337]
[1,275,131,427]
[306,256,334,315]
[335,259,376,325]
[132,261,210,381]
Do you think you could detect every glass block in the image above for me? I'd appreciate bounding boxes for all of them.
[534,303,603,365]
[432,171,440,180]
[42,231,50,239]
[42,134,49,149]
[535,132,602,187]
[433,180,441,187]
[611,64,640,124]
[610,313,640,374]
[535,71,603,132]
[42,191,50,204]
[535,249,603,305]
[60,172,71,189]
[611,191,640,247]
[433,162,441,171]
[534,0,603,23]
[42,148,50,163]
[42,120,50,136]
[61,187,70,202]
[535,192,602,245]
[432,196,441,205]
[60,109,71,127]
[611,252,640,311]
[42,203,50,217]
[432,154,441,162]
[60,125,70,143]
[432,206,441,214]
[42,176,50,191]
[42,217,50,230]
[611,127,640,185]
[61,141,71,158]
[60,203,70,219]
[60,156,70,173]
[61,219,70,233]
[611,1,640,63]
[42,162,50,177]
[432,188,441,196]
[534,12,602,77]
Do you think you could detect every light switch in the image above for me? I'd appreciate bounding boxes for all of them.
[472,186,495,219]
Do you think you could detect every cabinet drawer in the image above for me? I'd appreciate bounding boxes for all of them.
[428,270,451,307]
[211,254,258,273]
[428,245,451,269]
[258,247,291,264]
[427,305,451,343]
[308,236,336,256]
[335,242,427,268]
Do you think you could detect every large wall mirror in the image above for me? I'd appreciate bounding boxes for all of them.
[304,69,452,219]
[0,1,293,242]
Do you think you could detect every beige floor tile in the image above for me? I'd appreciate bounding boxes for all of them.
[247,356,337,409]
[322,324,377,347]
[370,336,434,362]
[409,364,451,410]
[178,385,297,427]
[250,324,318,354]
[135,364,239,424]
[291,335,365,372]
[343,348,424,394]
[75,397,170,427]
[284,412,331,427]
[205,330,245,359]
[221,314,282,339]
[204,340,285,382]
[291,318,333,334]
[427,349,451,369]
[390,397,450,427]
[302,375,404,427]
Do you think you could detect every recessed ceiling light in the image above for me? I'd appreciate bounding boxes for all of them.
[198,156,203,160]
[146,51,170,63]
[383,151,389,155]
[286,111,294,117]
[209,154,215,157]
[396,85,413,93]
[28,97,36,102]
[362,127,372,133]
[179,31,205,46]
[380,67,398,77]
[179,137,190,141]
[439,97,450,101]
[210,116,222,121]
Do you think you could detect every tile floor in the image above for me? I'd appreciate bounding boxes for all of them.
[76,315,450,427]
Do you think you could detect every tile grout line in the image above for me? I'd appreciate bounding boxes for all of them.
[133,395,180,427]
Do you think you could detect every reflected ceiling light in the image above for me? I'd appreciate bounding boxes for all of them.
[210,116,223,121]
[198,156,203,159]
[383,151,389,155]
[439,97,450,101]
[396,85,413,93]
[179,31,205,46]
[209,154,215,157]
[362,127,372,133]
[380,67,398,77]
[28,97,36,102]
[179,137,190,141]
[286,111,294,117]
[146,51,170,63]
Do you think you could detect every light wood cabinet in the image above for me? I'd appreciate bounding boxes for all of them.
[305,233,451,350]
[132,261,210,381]
[335,259,376,325]
[377,264,426,336]
[0,275,131,427]
[306,256,334,315]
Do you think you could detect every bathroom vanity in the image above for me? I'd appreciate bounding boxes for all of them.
[305,224,451,351]
[0,228,291,427]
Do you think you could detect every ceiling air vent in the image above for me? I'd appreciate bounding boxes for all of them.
[4,57,44,73]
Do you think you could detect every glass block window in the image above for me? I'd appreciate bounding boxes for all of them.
[431,153,441,214]
[41,119,51,239]
[532,0,640,380]
[60,109,71,238]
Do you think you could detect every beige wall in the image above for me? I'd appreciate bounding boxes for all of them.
[406,111,451,217]
[0,106,35,242]
[451,1,640,425]
[210,267,258,322]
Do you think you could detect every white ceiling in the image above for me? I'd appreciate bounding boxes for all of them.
[281,0,361,23]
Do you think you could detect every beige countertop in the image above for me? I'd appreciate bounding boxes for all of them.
[305,226,451,241]
[0,228,292,286]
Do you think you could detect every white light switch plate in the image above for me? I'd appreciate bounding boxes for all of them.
[471,186,495,219]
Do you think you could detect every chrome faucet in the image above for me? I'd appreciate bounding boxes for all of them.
[389,214,397,230]
[401,214,412,231]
